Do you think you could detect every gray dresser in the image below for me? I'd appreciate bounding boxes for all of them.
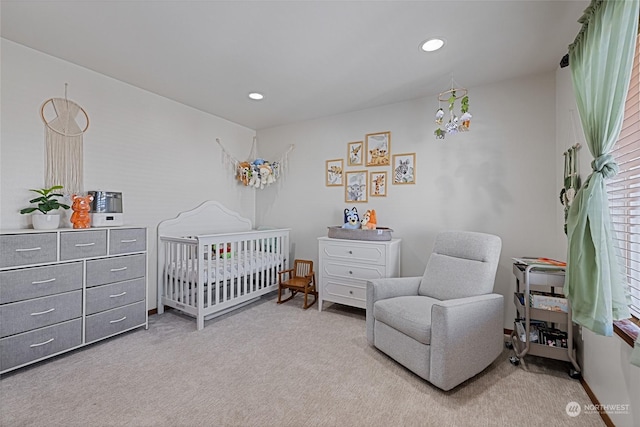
[0,227,147,374]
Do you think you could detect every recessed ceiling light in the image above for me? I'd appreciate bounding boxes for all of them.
[248,92,264,100]
[420,38,445,52]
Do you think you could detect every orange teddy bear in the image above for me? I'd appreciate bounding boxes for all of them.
[70,194,93,229]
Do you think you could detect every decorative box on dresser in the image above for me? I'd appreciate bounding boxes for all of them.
[0,227,147,374]
[317,237,401,311]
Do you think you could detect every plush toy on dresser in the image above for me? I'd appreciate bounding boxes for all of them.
[342,207,361,229]
[361,209,377,230]
[70,194,93,229]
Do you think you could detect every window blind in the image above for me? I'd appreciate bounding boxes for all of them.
[608,34,640,320]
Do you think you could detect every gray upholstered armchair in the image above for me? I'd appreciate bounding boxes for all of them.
[366,230,503,391]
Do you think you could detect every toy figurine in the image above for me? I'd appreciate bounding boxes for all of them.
[70,194,93,229]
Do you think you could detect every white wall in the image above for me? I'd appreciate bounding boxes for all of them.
[555,65,639,427]
[255,71,562,328]
[0,39,256,308]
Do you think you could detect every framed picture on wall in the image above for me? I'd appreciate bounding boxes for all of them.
[369,171,387,197]
[347,141,364,166]
[365,131,391,166]
[326,159,344,186]
[392,153,416,184]
[345,170,368,203]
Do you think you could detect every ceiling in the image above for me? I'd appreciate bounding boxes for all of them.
[1,1,588,130]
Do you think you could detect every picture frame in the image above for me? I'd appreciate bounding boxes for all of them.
[347,141,364,166]
[345,170,368,203]
[326,159,344,186]
[392,153,416,185]
[365,131,391,166]
[369,171,387,197]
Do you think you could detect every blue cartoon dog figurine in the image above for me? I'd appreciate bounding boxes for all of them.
[342,207,361,229]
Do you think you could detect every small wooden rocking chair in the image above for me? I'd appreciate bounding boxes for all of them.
[277,259,317,309]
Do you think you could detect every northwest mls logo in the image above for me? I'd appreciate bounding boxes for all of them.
[566,401,581,417]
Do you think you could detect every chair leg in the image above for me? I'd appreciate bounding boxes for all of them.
[277,287,296,304]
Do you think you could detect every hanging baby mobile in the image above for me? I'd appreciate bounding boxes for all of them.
[41,84,90,194]
[434,76,472,139]
[216,137,294,189]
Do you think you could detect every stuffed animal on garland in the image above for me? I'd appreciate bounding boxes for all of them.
[342,207,361,229]
[361,209,377,230]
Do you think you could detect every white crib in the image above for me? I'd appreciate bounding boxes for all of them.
[157,201,290,330]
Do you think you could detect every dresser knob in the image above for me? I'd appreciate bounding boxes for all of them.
[348,250,353,254]
[349,290,353,295]
[348,271,353,274]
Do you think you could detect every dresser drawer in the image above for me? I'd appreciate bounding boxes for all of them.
[86,254,146,287]
[109,228,146,255]
[86,278,146,315]
[0,233,57,268]
[60,230,107,260]
[0,290,82,338]
[323,279,366,308]
[323,261,386,282]
[85,301,146,343]
[0,261,83,304]
[320,241,386,264]
[0,318,82,372]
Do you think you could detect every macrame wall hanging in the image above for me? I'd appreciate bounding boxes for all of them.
[559,110,581,234]
[41,84,90,195]
[216,137,294,189]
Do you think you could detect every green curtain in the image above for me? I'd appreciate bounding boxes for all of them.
[566,0,639,336]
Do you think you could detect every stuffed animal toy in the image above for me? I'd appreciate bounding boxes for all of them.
[342,207,360,229]
[361,209,377,230]
[236,162,252,186]
[70,194,93,229]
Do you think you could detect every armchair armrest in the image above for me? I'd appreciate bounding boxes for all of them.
[429,293,504,391]
[366,277,421,344]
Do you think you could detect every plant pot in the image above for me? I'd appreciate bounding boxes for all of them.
[32,213,60,230]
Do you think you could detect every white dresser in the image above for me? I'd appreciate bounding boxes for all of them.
[317,237,401,311]
[0,227,147,374]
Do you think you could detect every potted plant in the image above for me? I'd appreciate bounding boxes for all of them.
[20,185,71,230]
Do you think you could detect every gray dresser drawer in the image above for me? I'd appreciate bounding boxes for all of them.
[0,262,83,304]
[0,318,82,372]
[60,230,107,260]
[86,278,146,315]
[0,290,82,338]
[86,254,146,287]
[0,233,57,268]
[109,228,146,255]
[85,301,146,343]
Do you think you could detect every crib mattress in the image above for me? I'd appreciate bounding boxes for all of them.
[166,251,284,283]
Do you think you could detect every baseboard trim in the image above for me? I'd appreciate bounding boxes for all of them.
[580,377,615,427]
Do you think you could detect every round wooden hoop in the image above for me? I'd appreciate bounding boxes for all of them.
[40,98,90,136]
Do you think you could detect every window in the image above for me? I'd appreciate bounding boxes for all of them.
[608,34,640,326]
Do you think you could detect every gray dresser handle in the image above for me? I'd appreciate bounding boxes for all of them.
[31,308,55,316]
[74,242,95,247]
[110,267,128,272]
[32,278,56,284]
[30,338,54,348]
[120,239,137,243]
[109,291,127,298]
[15,247,41,252]
[109,316,127,324]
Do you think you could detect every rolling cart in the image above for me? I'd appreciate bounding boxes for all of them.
[507,262,581,379]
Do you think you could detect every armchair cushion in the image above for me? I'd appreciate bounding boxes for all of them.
[419,231,501,300]
[373,295,440,345]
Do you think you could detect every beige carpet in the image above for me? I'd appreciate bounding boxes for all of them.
[0,295,603,427]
